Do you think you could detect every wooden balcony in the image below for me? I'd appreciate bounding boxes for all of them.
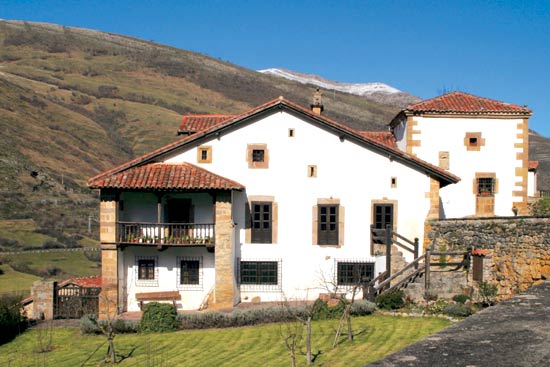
[117,222,215,247]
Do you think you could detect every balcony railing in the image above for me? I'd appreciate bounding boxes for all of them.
[117,222,215,246]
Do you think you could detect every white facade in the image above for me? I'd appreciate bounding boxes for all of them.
[108,106,454,311]
[393,116,525,218]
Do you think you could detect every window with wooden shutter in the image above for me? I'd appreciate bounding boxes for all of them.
[318,204,339,245]
[251,202,272,243]
[372,204,393,244]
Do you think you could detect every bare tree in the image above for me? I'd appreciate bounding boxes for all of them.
[280,294,317,366]
[83,291,118,364]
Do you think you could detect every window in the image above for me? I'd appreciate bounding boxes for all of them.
[138,259,155,280]
[337,262,374,286]
[288,128,295,137]
[180,260,199,285]
[252,149,264,162]
[197,146,212,163]
[308,165,317,178]
[176,257,202,289]
[247,144,269,168]
[318,204,339,245]
[251,202,272,243]
[136,256,158,286]
[464,132,485,151]
[390,177,397,188]
[240,261,278,285]
[477,177,495,196]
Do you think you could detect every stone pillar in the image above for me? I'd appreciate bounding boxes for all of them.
[31,281,56,320]
[212,191,236,309]
[99,191,118,318]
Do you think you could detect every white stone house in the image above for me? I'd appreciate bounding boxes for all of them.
[89,96,460,313]
[390,92,533,217]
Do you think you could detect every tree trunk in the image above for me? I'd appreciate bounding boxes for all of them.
[108,334,116,363]
[346,305,353,341]
[306,316,312,365]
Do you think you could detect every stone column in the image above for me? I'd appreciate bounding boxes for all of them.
[99,191,118,318]
[212,191,236,309]
[31,281,56,320]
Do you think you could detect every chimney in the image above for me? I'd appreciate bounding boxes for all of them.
[310,88,324,115]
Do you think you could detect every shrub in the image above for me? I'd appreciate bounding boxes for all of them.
[350,300,376,316]
[0,294,27,345]
[375,290,405,310]
[478,281,498,306]
[443,304,473,318]
[452,294,470,304]
[140,302,178,332]
[79,314,100,334]
[80,314,139,334]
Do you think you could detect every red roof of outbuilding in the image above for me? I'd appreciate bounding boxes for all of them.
[58,275,102,288]
[404,91,532,115]
[357,131,397,149]
[88,162,244,190]
[178,115,235,134]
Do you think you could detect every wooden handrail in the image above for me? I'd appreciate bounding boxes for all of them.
[375,253,426,291]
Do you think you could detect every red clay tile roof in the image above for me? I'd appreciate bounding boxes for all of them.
[178,114,235,135]
[88,97,460,188]
[405,91,532,115]
[357,131,397,149]
[529,161,539,171]
[89,162,244,190]
[58,275,102,288]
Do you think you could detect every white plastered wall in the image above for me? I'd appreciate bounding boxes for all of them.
[410,116,523,218]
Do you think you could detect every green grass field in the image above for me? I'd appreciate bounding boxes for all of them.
[0,315,450,366]
[0,264,41,296]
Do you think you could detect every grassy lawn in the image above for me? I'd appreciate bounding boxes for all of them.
[0,264,41,296]
[0,315,450,366]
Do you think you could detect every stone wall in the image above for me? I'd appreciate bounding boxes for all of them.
[426,217,550,299]
[31,281,56,320]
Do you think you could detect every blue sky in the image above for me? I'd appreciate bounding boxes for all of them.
[1,0,549,136]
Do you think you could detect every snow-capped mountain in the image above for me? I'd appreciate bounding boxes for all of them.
[259,68,420,106]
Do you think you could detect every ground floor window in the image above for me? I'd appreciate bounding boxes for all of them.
[177,256,203,290]
[135,256,158,286]
[239,259,282,290]
[336,261,374,286]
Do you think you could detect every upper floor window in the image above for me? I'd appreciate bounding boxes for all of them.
[247,144,269,168]
[251,202,272,243]
[464,132,485,151]
[318,204,339,245]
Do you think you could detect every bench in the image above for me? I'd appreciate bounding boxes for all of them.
[135,291,181,310]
